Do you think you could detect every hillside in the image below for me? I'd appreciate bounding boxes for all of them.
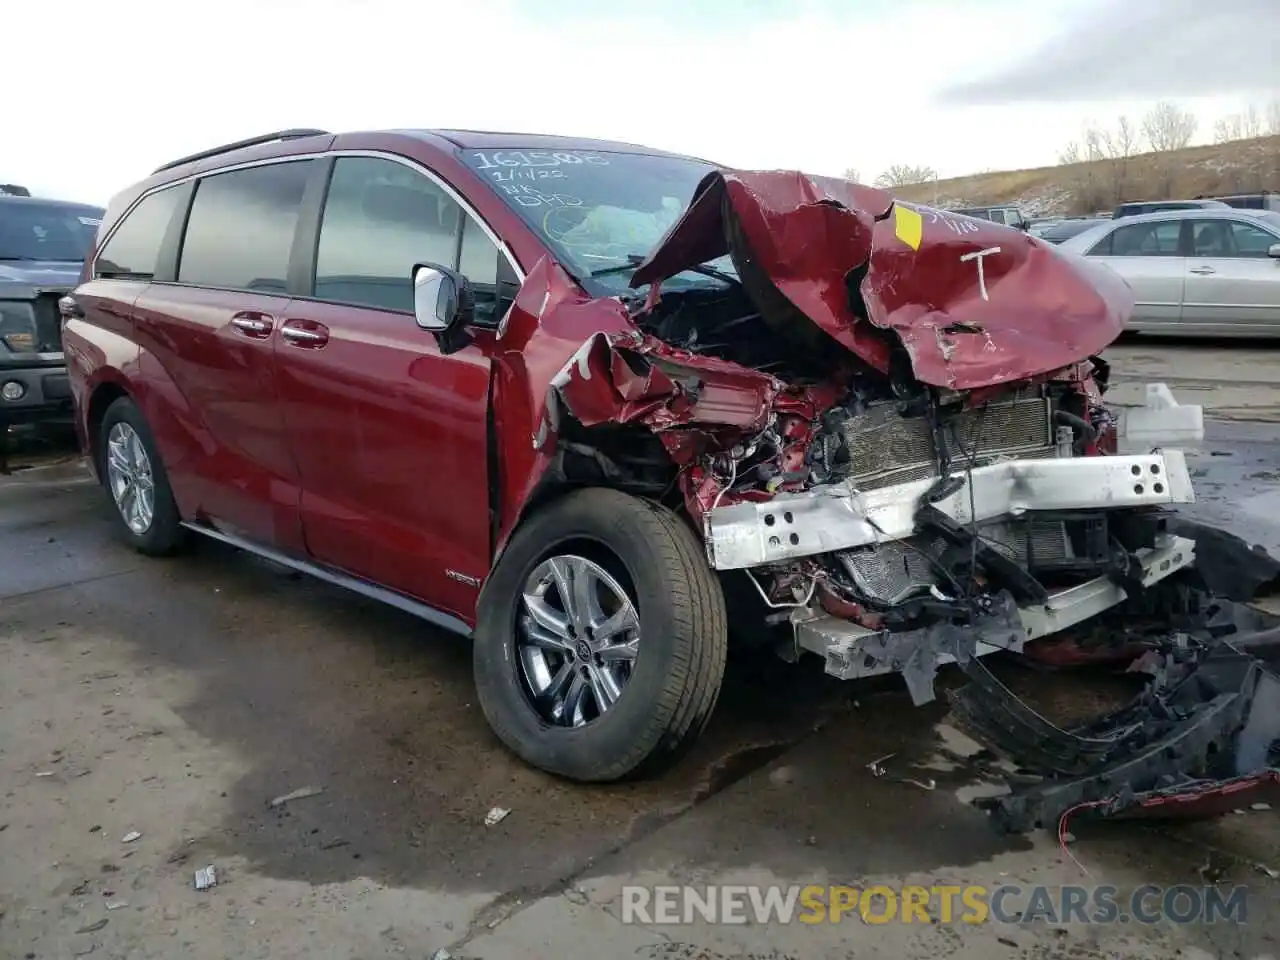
[890,135,1280,216]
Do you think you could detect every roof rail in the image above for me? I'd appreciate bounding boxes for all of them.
[152,129,331,175]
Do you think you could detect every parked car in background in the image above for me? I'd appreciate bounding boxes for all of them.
[1,184,32,197]
[1057,208,1280,336]
[1026,217,1061,238]
[1037,217,1108,244]
[1,194,105,434]
[1200,192,1280,212]
[948,204,1029,229]
[61,127,1202,783]
[1112,198,1230,219]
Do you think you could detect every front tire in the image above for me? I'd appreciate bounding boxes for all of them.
[98,397,185,556]
[473,488,728,782]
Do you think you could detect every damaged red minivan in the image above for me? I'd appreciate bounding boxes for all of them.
[62,128,1206,783]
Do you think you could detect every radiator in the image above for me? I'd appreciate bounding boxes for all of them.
[841,394,1055,491]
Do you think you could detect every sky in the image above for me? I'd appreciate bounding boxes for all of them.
[5,0,1278,207]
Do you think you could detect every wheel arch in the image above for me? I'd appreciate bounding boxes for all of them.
[85,380,133,480]
[487,419,685,578]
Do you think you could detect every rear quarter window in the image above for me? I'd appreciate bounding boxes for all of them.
[95,186,185,280]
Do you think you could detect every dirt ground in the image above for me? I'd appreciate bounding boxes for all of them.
[2,339,1279,960]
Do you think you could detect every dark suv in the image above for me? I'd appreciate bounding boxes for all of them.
[62,128,1204,783]
[1,194,105,432]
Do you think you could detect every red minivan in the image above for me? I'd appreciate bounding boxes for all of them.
[62,128,1204,784]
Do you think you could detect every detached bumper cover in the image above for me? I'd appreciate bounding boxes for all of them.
[959,633,1280,833]
[704,450,1196,571]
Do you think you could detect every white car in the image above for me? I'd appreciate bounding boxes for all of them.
[1057,208,1280,336]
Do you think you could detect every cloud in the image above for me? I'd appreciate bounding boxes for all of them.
[935,0,1280,105]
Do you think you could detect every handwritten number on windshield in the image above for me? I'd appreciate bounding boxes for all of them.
[471,151,611,170]
[497,183,584,209]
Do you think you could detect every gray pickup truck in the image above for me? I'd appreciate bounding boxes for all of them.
[1,193,105,437]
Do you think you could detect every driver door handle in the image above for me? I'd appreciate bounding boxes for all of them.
[1189,266,1216,275]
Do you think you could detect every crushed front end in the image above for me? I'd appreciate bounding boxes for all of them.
[598,168,1207,707]
[494,165,1280,831]
[700,371,1202,705]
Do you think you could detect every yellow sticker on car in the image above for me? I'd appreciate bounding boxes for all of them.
[894,205,923,251]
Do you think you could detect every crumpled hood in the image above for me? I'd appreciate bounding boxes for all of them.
[630,170,1132,391]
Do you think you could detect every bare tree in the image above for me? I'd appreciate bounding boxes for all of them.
[843,167,862,183]
[1081,125,1108,162]
[1055,124,1108,213]
[1059,119,1135,210]
[1095,116,1139,203]
[1109,116,1139,158]
[1245,103,1262,138]
[1142,101,1198,152]
[1214,104,1263,143]
[873,164,937,188]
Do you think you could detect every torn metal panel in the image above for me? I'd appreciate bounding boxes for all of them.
[630,170,1131,390]
[491,255,846,549]
[550,329,784,435]
[489,256,635,551]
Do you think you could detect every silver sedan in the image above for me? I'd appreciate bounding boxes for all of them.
[1056,208,1280,336]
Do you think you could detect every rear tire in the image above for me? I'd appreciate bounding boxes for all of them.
[97,397,185,556]
[473,487,728,782]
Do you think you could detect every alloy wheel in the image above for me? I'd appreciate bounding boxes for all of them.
[105,421,156,535]
[517,554,640,727]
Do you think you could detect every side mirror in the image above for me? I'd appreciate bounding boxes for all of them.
[413,262,473,331]
[1269,243,1280,259]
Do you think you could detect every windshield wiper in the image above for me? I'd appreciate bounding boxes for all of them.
[590,253,739,286]
[683,261,739,285]
[589,253,646,278]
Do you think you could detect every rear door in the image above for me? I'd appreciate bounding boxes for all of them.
[1084,219,1185,330]
[275,154,504,619]
[1182,217,1280,333]
[132,160,317,549]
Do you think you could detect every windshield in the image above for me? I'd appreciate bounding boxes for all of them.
[459,148,734,296]
[0,201,104,262]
